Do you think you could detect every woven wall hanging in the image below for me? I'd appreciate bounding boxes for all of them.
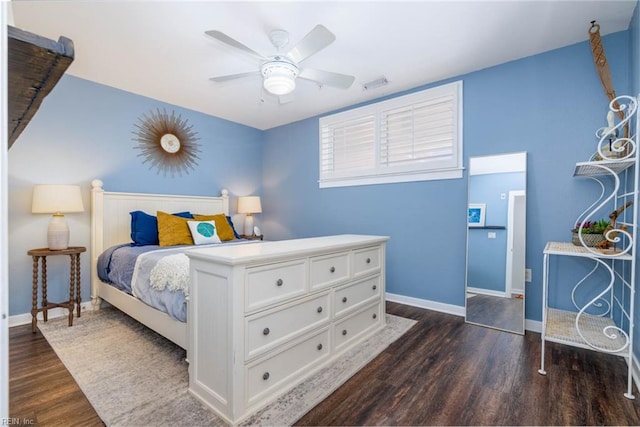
[589,20,629,139]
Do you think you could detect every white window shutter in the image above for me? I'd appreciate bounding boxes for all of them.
[319,81,462,188]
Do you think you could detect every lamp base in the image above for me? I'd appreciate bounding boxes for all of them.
[48,214,70,250]
[244,214,255,237]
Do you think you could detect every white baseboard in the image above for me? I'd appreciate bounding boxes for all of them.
[386,292,542,333]
[386,292,465,317]
[525,319,542,333]
[467,287,507,298]
[9,301,95,328]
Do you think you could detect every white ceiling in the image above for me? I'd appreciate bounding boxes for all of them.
[10,1,637,130]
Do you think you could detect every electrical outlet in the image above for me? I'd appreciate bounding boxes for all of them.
[525,268,532,282]
[488,232,496,239]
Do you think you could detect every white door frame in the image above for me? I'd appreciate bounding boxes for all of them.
[505,190,526,297]
[1,2,10,419]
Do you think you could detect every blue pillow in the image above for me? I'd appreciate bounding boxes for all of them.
[226,216,241,239]
[130,211,192,246]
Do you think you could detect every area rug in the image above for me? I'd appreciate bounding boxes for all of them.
[38,307,416,426]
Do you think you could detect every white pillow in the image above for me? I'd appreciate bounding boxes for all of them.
[187,220,222,245]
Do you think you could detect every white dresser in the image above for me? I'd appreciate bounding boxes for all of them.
[186,234,389,424]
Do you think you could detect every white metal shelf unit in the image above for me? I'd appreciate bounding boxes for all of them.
[538,95,639,400]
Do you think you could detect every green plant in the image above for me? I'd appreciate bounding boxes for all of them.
[572,219,609,234]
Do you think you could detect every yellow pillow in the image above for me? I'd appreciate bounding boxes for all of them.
[192,214,236,241]
[157,211,194,246]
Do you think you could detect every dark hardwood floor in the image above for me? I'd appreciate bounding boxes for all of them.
[9,302,640,426]
[9,324,103,426]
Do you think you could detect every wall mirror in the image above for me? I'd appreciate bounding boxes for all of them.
[465,152,527,334]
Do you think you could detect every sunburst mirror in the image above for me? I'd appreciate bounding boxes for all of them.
[132,109,201,177]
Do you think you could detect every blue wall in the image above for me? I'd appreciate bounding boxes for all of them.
[262,31,630,322]
[8,76,264,316]
[468,172,525,293]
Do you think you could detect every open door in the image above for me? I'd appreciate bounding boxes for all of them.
[506,190,526,296]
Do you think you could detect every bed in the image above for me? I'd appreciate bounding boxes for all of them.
[90,179,389,423]
[89,179,238,349]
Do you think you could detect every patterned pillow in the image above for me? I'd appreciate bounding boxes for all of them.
[187,220,222,245]
[157,211,194,246]
[192,214,236,241]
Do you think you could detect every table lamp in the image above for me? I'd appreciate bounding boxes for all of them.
[237,196,262,236]
[32,184,84,250]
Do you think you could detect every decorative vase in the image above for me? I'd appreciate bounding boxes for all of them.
[572,232,606,247]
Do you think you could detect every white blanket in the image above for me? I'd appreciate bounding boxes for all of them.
[149,253,190,296]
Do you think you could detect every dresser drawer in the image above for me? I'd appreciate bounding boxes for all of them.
[246,293,330,360]
[246,259,307,311]
[334,275,380,318]
[310,252,350,290]
[334,303,382,353]
[353,246,381,277]
[246,328,330,405]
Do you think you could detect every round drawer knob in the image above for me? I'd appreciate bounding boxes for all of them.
[276,279,283,286]
[342,297,348,303]
[263,327,270,335]
[366,257,371,264]
[263,372,270,381]
[342,329,347,336]
[372,285,377,290]
[317,306,323,313]
[330,266,336,273]
[317,343,323,351]
[372,313,377,319]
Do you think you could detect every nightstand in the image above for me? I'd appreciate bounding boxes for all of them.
[27,246,86,333]
[240,234,264,240]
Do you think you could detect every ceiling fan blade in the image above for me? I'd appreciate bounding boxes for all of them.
[209,71,260,82]
[299,68,355,89]
[286,25,335,63]
[205,30,265,61]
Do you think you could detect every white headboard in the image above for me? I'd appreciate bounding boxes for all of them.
[90,179,230,291]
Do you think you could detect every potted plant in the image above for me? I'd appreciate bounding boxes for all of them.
[571,219,609,247]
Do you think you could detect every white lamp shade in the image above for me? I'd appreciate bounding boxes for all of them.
[237,196,262,214]
[32,184,84,250]
[32,184,84,214]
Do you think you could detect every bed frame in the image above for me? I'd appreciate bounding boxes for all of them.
[89,179,229,349]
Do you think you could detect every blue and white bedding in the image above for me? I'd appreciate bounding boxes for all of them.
[97,240,254,322]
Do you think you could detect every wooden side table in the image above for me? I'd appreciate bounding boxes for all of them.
[27,246,86,333]
[240,234,264,240]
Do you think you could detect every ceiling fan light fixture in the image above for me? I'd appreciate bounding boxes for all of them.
[261,59,299,95]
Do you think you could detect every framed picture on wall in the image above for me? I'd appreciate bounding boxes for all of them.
[468,203,486,227]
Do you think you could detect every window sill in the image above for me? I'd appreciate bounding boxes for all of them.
[319,168,464,188]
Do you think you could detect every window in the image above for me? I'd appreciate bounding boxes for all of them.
[319,81,463,188]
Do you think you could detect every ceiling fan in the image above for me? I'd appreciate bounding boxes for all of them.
[205,25,355,100]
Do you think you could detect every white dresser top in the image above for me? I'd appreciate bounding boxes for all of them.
[186,234,389,265]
